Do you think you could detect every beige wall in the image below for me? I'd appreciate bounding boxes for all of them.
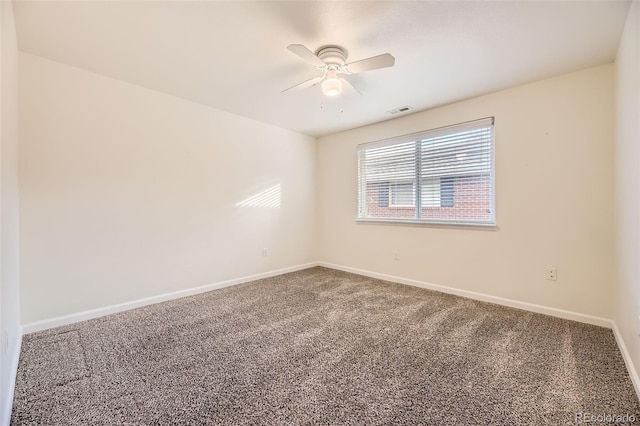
[317,64,615,319]
[0,0,21,421]
[19,53,316,324]
[615,0,640,382]
[17,50,621,327]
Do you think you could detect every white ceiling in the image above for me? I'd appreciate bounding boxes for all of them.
[13,1,631,137]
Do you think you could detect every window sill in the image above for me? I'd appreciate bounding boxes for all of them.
[356,218,498,231]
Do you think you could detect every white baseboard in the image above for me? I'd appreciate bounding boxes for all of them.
[23,261,614,335]
[612,322,640,401]
[317,262,613,328]
[22,262,319,335]
[22,260,613,332]
[2,327,23,426]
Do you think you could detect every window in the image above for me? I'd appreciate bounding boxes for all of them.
[390,182,415,207]
[357,117,495,225]
[421,178,442,207]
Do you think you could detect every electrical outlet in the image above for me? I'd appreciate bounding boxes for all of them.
[262,248,268,257]
[546,268,557,281]
[394,250,400,261]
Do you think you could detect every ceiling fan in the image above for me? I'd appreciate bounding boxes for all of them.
[282,44,395,97]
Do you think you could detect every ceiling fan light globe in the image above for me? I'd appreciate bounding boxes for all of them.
[322,77,342,97]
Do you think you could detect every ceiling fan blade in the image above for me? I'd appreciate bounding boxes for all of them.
[287,44,326,67]
[341,76,362,96]
[281,76,323,94]
[345,53,395,74]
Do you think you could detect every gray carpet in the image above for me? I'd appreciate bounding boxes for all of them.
[11,267,640,425]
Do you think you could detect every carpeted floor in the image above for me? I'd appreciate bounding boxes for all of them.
[11,267,640,425]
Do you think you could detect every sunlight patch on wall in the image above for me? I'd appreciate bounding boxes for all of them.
[236,184,281,208]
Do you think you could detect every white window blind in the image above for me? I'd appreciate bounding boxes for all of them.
[390,182,415,207]
[357,117,495,225]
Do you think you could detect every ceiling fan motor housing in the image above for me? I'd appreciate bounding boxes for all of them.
[315,45,348,67]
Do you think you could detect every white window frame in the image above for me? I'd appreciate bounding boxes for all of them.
[357,117,496,227]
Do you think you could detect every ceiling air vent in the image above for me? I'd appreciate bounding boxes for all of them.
[387,106,413,115]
